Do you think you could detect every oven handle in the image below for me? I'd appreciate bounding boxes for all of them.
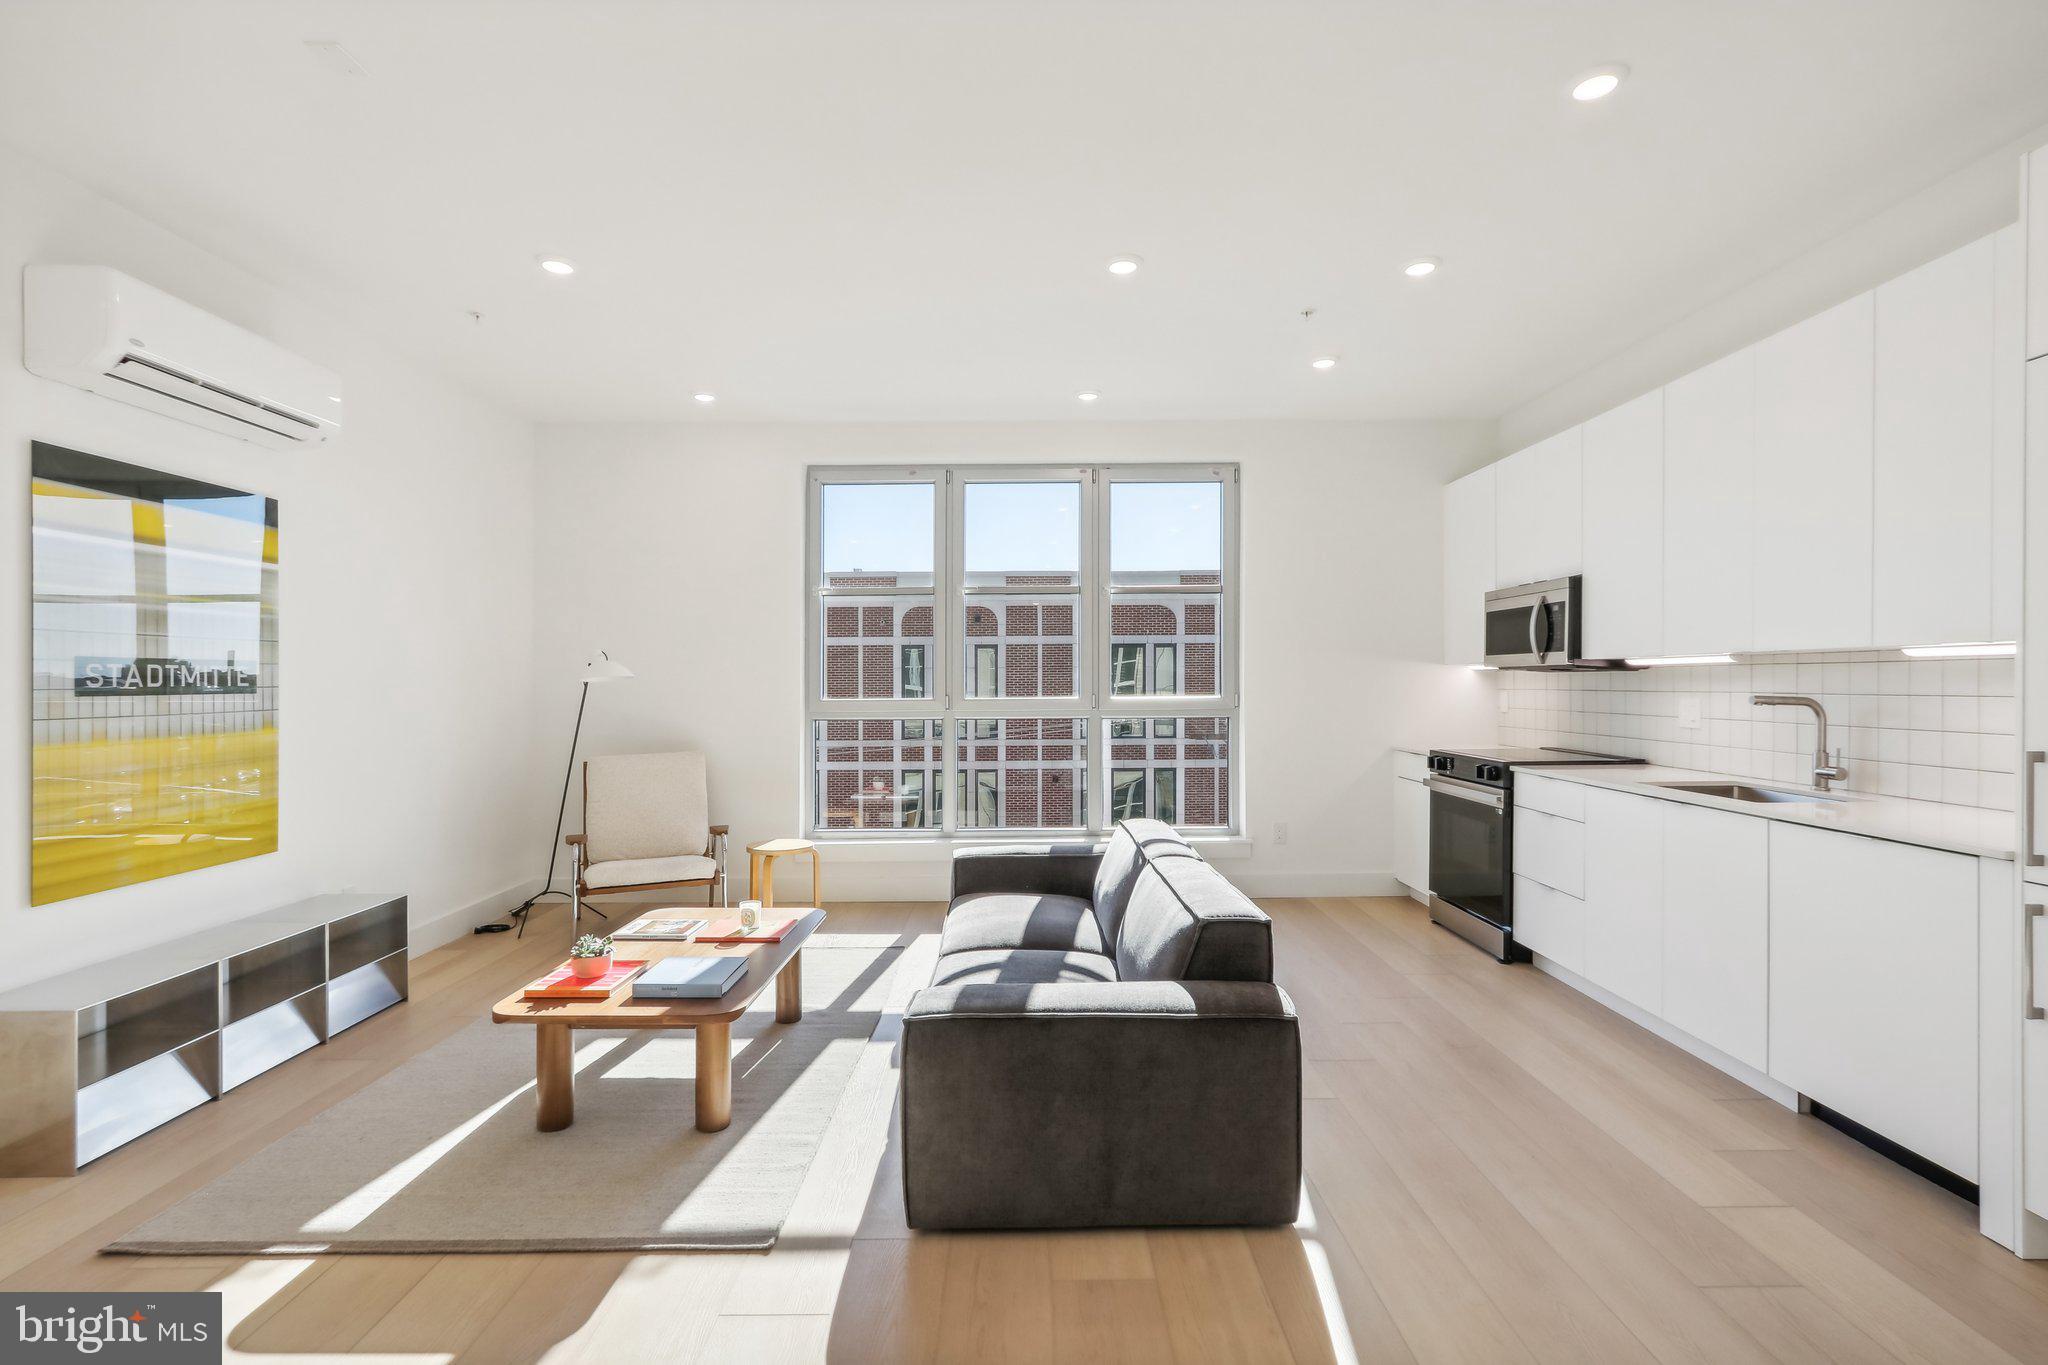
[1427,776,1505,811]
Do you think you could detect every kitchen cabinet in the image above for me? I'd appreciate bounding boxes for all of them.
[1514,875,1584,975]
[1662,349,1754,657]
[1661,803,1769,1072]
[1493,426,1581,589]
[2028,145,2048,361]
[1580,390,1664,660]
[1995,223,2025,644]
[1874,236,1997,649]
[1582,788,1664,1013]
[1751,292,1875,652]
[2027,359,2048,885]
[1769,823,1978,1181]
[1514,806,1583,899]
[1442,466,1495,666]
[1392,754,1429,897]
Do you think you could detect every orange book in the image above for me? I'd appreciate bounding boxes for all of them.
[695,915,802,944]
[523,960,648,1000]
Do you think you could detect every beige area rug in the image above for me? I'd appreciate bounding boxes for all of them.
[106,941,903,1255]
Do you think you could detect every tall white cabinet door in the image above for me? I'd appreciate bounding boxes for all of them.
[2027,144,2047,362]
[1751,292,1876,652]
[1663,350,1754,656]
[1581,390,1664,660]
[1994,223,2025,644]
[1873,237,1996,649]
[1494,427,1582,588]
[1442,467,1496,665]
[1581,788,1664,1013]
[1661,803,1769,1072]
[1768,824,1978,1181]
[2027,361,2048,884]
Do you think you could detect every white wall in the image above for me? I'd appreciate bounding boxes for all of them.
[0,143,542,989]
[531,419,1499,901]
[1496,119,2048,455]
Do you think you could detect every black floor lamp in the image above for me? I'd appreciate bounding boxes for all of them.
[511,650,634,937]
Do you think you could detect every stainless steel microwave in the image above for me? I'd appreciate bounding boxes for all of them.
[1482,575,1623,670]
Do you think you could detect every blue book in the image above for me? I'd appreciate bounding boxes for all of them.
[631,954,748,999]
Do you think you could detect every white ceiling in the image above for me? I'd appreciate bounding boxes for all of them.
[4,1,2048,424]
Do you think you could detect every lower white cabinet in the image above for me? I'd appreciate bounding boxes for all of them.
[1393,767,1429,897]
[1662,804,1770,1072]
[1514,874,1584,974]
[1582,789,1665,1013]
[1768,823,1979,1181]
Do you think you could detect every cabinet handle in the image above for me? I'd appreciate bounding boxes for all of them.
[2028,904,2046,1023]
[2028,752,2047,868]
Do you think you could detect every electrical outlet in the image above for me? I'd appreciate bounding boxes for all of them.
[1678,695,1703,731]
[1273,822,1289,846]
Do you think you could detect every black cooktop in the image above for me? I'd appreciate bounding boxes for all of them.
[1427,745,1642,787]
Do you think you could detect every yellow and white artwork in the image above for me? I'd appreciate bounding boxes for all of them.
[30,443,278,905]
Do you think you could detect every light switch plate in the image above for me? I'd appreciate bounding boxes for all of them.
[1678,696,1703,731]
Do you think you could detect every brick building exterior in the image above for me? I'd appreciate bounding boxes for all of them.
[814,570,1228,830]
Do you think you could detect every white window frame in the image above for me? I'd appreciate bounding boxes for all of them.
[805,462,1240,839]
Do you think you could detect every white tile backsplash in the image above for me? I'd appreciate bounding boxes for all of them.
[1498,648,2020,812]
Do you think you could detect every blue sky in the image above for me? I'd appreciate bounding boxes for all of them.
[820,480,1218,575]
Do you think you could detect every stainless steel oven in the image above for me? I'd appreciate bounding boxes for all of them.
[1483,575,1592,669]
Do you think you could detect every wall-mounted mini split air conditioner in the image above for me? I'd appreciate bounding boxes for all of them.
[24,264,342,449]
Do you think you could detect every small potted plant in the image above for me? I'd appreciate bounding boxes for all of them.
[568,934,614,979]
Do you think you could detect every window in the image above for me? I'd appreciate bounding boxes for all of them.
[807,464,1237,834]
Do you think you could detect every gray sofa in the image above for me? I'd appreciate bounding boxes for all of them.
[900,819,1302,1230]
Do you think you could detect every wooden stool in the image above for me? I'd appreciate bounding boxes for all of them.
[748,837,820,908]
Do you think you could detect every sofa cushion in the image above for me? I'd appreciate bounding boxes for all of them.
[1114,856,1273,983]
[583,854,718,889]
[1090,819,1197,949]
[928,949,1120,988]
[941,892,1106,956]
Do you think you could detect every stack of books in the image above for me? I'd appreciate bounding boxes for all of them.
[696,913,803,944]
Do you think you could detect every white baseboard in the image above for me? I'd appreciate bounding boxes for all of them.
[1530,953,1801,1110]
[411,876,545,954]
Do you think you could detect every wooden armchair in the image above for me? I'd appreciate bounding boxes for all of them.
[566,751,728,929]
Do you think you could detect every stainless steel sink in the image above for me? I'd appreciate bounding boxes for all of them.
[1652,781,1842,804]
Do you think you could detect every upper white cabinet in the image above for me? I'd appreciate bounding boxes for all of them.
[2027,145,2048,361]
[1581,788,1664,1013]
[1580,391,1664,660]
[1874,237,1997,649]
[1662,350,1754,657]
[1442,466,1496,666]
[1661,803,1769,1072]
[1751,292,1876,652]
[1994,223,2025,643]
[1769,824,1978,1181]
[1493,426,1581,589]
[2025,358,2048,881]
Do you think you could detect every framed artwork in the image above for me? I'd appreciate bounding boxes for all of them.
[29,443,278,905]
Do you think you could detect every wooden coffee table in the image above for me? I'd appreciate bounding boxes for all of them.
[491,908,824,1133]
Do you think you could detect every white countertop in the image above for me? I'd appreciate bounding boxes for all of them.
[1515,762,2018,861]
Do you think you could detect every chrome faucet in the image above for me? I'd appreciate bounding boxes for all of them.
[1752,694,1848,791]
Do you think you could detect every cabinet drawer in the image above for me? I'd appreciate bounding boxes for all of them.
[1514,773,1585,822]
[1393,750,1428,783]
[1513,875,1584,974]
[1514,807,1584,897]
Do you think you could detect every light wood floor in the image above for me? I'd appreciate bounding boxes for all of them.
[8,896,2048,1363]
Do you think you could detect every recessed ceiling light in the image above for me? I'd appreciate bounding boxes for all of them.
[1570,64,1628,101]
[693,392,716,404]
[1077,391,1100,403]
[1106,255,1142,276]
[1310,355,1339,371]
[1403,257,1440,279]
[537,256,576,276]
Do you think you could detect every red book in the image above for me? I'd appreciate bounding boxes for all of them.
[695,915,802,944]
[523,960,649,1000]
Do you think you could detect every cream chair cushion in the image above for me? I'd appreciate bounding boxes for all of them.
[583,854,719,890]
[584,751,709,864]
